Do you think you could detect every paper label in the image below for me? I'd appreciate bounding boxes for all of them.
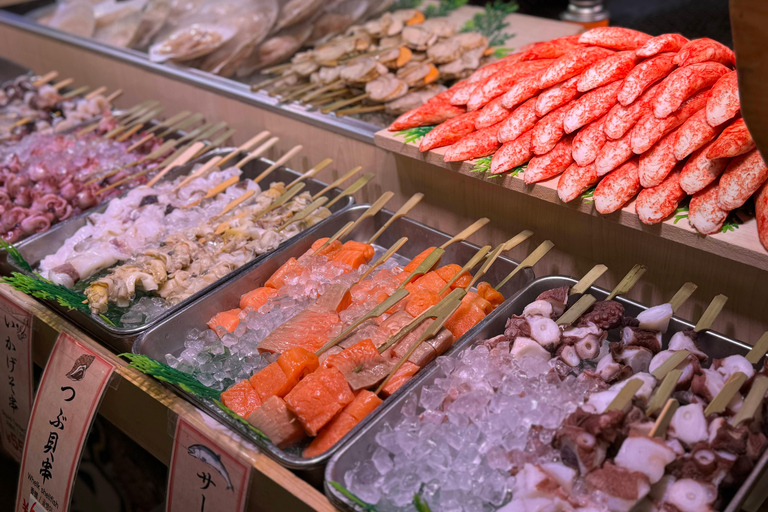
[167,416,251,512]
[15,333,115,512]
[0,294,33,462]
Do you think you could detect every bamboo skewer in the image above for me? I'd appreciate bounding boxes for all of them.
[649,399,680,437]
[570,264,608,296]
[127,111,193,152]
[276,197,329,232]
[669,282,698,311]
[280,82,324,102]
[173,156,223,191]
[368,193,424,244]
[52,78,74,91]
[61,85,90,99]
[251,71,296,91]
[438,246,491,294]
[254,145,303,183]
[196,128,237,159]
[646,369,683,416]
[32,71,58,87]
[746,332,768,365]
[85,86,107,100]
[705,330,767,417]
[652,351,690,380]
[556,295,597,326]
[158,112,204,139]
[186,176,239,208]
[211,190,256,221]
[116,107,165,141]
[495,240,554,291]
[313,193,394,255]
[105,89,124,103]
[235,137,279,169]
[694,294,728,332]
[606,264,647,300]
[441,218,490,250]
[606,379,645,412]
[325,173,374,208]
[215,131,272,169]
[337,105,387,117]
[359,237,408,282]
[732,375,768,427]
[147,141,207,187]
[313,166,363,200]
[498,229,534,253]
[287,158,333,187]
[322,93,369,114]
[84,137,177,186]
[300,79,345,102]
[251,183,306,222]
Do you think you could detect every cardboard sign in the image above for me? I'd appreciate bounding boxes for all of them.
[167,416,252,512]
[16,333,114,512]
[0,294,33,462]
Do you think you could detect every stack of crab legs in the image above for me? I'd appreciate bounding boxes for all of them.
[254,9,493,117]
[390,27,768,251]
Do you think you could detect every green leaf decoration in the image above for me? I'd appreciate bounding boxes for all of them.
[581,186,596,203]
[424,0,468,18]
[413,492,434,512]
[3,272,91,313]
[509,162,527,178]
[328,481,382,512]
[397,125,435,144]
[471,156,492,173]
[720,210,743,233]
[673,198,691,224]
[0,239,32,272]
[461,0,519,47]
[389,0,423,12]
[119,353,222,400]
[213,399,269,440]
[493,47,514,58]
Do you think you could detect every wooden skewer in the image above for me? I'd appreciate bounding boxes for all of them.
[440,218,490,250]
[651,350,690,380]
[368,193,424,244]
[52,78,74,91]
[693,294,728,332]
[187,176,240,208]
[211,190,256,221]
[10,117,31,128]
[251,71,297,91]
[254,145,303,183]
[75,101,144,138]
[556,295,598,327]
[84,86,107,100]
[173,156,223,191]
[438,246,491,294]
[106,106,162,139]
[147,141,207,187]
[646,369,683,416]
[235,137,279,169]
[287,158,333,188]
[251,183,306,222]
[215,131,272,170]
[276,197,329,232]
[105,89,123,103]
[61,85,90,99]
[155,123,222,171]
[606,378,645,412]
[732,375,768,427]
[158,112,204,139]
[119,107,165,137]
[359,237,408,282]
[280,82,324,102]
[746,332,768,365]
[499,229,534,252]
[195,128,237,159]
[308,90,352,107]
[32,71,58,87]
[570,264,608,296]
[606,264,647,300]
[705,330,768,416]
[127,112,192,152]
[495,240,554,291]
[260,62,294,75]
[313,166,363,200]
[337,105,387,117]
[268,82,306,97]
[397,247,445,289]
[326,173,374,208]
[300,79,345,102]
[115,122,144,142]
[669,282,698,312]
[649,399,680,437]
[83,137,178,186]
[313,192,394,255]
[322,93,370,114]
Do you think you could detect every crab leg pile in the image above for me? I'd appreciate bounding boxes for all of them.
[391,28,768,251]
[341,269,768,512]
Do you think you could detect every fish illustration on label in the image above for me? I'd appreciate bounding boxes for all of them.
[188,444,234,491]
[66,354,95,381]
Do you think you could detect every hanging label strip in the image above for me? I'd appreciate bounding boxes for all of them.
[167,416,252,512]
[0,294,33,462]
[15,333,115,512]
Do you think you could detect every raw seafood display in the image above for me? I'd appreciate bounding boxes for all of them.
[390,28,768,251]
[341,278,768,512]
[0,109,164,242]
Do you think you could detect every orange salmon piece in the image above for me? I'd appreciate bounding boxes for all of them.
[207,308,241,333]
[278,347,320,384]
[332,250,370,270]
[339,240,375,260]
[403,248,437,273]
[310,238,343,257]
[247,396,306,449]
[265,258,302,289]
[257,308,341,353]
[453,273,472,289]
[404,290,442,317]
[220,379,262,418]
[380,362,420,398]
[445,297,488,339]
[249,362,296,401]
[407,271,447,294]
[285,367,355,435]
[302,391,383,458]
[477,282,505,308]
[325,339,391,390]
[240,287,279,310]
[435,264,462,283]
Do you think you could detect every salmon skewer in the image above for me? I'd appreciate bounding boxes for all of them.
[688,182,731,235]
[617,52,677,106]
[706,71,740,127]
[593,158,641,214]
[678,141,730,195]
[707,118,756,159]
[577,51,638,93]
[636,33,689,58]
[674,38,736,67]
[578,27,652,51]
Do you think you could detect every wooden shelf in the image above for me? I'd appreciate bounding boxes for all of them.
[3,284,335,512]
[376,129,768,272]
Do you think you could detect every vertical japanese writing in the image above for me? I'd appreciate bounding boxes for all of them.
[1,301,31,462]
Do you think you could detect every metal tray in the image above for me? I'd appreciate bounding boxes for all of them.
[9,148,354,351]
[326,275,763,512]
[0,56,30,83]
[132,205,536,479]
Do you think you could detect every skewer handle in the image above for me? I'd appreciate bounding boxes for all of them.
[52,77,74,91]
[501,229,533,252]
[213,190,256,220]
[326,173,374,208]
[693,294,728,332]
[287,158,333,188]
[367,192,424,245]
[606,378,644,411]
[159,112,204,139]
[276,197,329,232]
[440,218,489,249]
[32,70,58,87]
[732,375,768,427]
[439,246,491,294]
[147,141,205,187]
[397,248,445,289]
[494,240,554,291]
[669,282,698,312]
[359,237,408,282]
[339,192,394,240]
[570,264,608,296]
[556,294,597,326]
[313,166,363,200]
[651,350,690,380]
[606,264,646,301]
[254,145,303,183]
[704,372,748,416]
[649,399,679,438]
[105,89,124,103]
[646,369,682,416]
[174,156,224,191]
[468,243,506,290]
[235,137,280,169]
[746,332,768,365]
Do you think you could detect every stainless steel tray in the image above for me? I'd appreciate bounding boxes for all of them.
[0,9,380,143]
[326,275,763,512]
[132,205,536,478]
[8,148,354,351]
[0,56,30,83]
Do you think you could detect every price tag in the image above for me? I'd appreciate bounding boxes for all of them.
[15,333,115,512]
[167,416,252,512]
[0,294,33,462]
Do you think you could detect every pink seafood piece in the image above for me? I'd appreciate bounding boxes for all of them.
[636,33,690,58]
[532,103,569,155]
[491,131,534,175]
[577,51,638,93]
[652,62,730,118]
[497,97,539,144]
[594,159,641,214]
[535,76,580,117]
[617,52,677,106]
[467,60,554,111]
[605,82,664,140]
[757,181,768,251]
[572,115,607,166]
[638,129,680,188]
[707,118,756,159]
[718,149,768,210]
[563,80,623,134]
[689,183,731,235]
[518,36,583,61]
[578,27,652,50]
[595,131,634,177]
[558,162,598,203]
[537,46,616,90]
[524,135,574,184]
[673,108,725,160]
[705,71,740,127]
[474,97,510,129]
[635,168,687,224]
[389,98,465,131]
[630,88,710,154]
[674,38,736,67]
[419,111,481,152]
[500,74,542,110]
[443,123,502,162]
[679,142,730,195]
